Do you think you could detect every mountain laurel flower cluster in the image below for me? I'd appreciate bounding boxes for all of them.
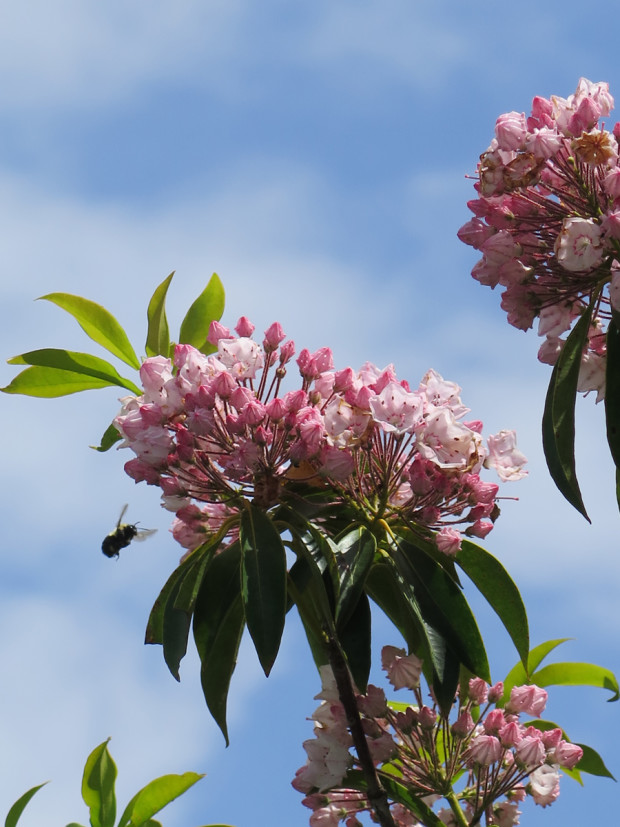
[113,318,526,556]
[293,647,583,827]
[459,77,620,401]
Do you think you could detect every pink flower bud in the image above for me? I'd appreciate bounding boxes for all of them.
[468,677,489,705]
[488,682,504,703]
[435,527,462,556]
[235,316,255,337]
[515,734,545,769]
[263,321,286,350]
[553,740,583,770]
[507,684,548,717]
[207,320,232,344]
[381,645,423,690]
[467,734,503,766]
[495,111,528,151]
[484,709,506,734]
[451,710,475,738]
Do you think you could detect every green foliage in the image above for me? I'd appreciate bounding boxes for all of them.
[542,296,598,521]
[605,313,620,510]
[4,741,215,827]
[145,273,174,358]
[179,274,225,354]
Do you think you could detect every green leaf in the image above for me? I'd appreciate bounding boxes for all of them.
[605,318,620,510]
[542,298,598,521]
[192,542,245,744]
[501,639,572,703]
[145,273,174,358]
[1,366,118,397]
[531,662,619,701]
[335,527,376,630]
[456,540,529,667]
[38,293,140,370]
[81,740,117,827]
[145,548,205,647]
[117,773,203,827]
[343,769,442,827]
[8,348,141,394]
[338,592,371,692]
[239,504,287,676]
[179,274,226,353]
[395,538,490,682]
[91,421,123,452]
[5,783,48,827]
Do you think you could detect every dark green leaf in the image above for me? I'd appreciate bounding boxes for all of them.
[605,318,620,510]
[5,783,47,827]
[338,592,371,692]
[1,366,117,397]
[335,527,376,630]
[81,740,117,827]
[542,298,598,520]
[91,421,123,452]
[145,547,207,647]
[532,662,619,701]
[8,348,141,394]
[145,273,174,358]
[38,293,140,370]
[179,273,226,353]
[395,538,490,682]
[573,742,616,780]
[193,543,245,744]
[240,504,287,676]
[456,540,529,667]
[117,773,203,827]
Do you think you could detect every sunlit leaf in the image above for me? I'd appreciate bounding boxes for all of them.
[573,742,616,780]
[240,504,287,676]
[145,273,174,358]
[542,297,598,520]
[457,540,529,667]
[5,783,48,827]
[117,773,203,827]
[8,349,141,394]
[38,293,140,369]
[81,740,117,827]
[532,662,619,701]
[1,366,117,397]
[179,273,225,353]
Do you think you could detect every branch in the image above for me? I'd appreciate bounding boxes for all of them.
[326,632,396,827]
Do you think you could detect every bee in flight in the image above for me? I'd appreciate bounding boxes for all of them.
[102,504,157,559]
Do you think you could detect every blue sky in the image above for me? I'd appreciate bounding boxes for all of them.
[1,2,619,825]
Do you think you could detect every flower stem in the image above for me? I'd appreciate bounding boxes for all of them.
[325,632,396,827]
[445,789,469,827]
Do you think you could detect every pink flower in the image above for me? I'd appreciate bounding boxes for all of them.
[435,527,462,556]
[554,217,604,272]
[552,740,583,770]
[495,111,528,151]
[515,734,545,769]
[369,382,425,435]
[381,645,423,690]
[506,685,548,717]
[528,764,560,807]
[467,734,503,766]
[485,430,528,482]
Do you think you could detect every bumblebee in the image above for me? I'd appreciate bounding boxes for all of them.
[102,504,156,558]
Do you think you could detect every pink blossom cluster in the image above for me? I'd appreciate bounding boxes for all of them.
[459,77,620,401]
[114,318,526,555]
[293,647,582,827]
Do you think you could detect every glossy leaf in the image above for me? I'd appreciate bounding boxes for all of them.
[343,769,442,827]
[91,421,123,452]
[456,540,529,666]
[573,742,616,780]
[117,773,203,827]
[532,662,619,701]
[179,273,225,353]
[5,783,47,827]
[81,740,117,827]
[1,365,117,397]
[8,348,141,394]
[335,527,376,630]
[145,273,174,358]
[38,293,140,369]
[338,592,371,692]
[145,547,207,647]
[240,504,287,676]
[542,298,597,521]
[605,317,620,509]
[395,538,490,682]
[192,543,245,744]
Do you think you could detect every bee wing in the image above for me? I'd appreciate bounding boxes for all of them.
[133,528,158,542]
[117,503,129,526]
